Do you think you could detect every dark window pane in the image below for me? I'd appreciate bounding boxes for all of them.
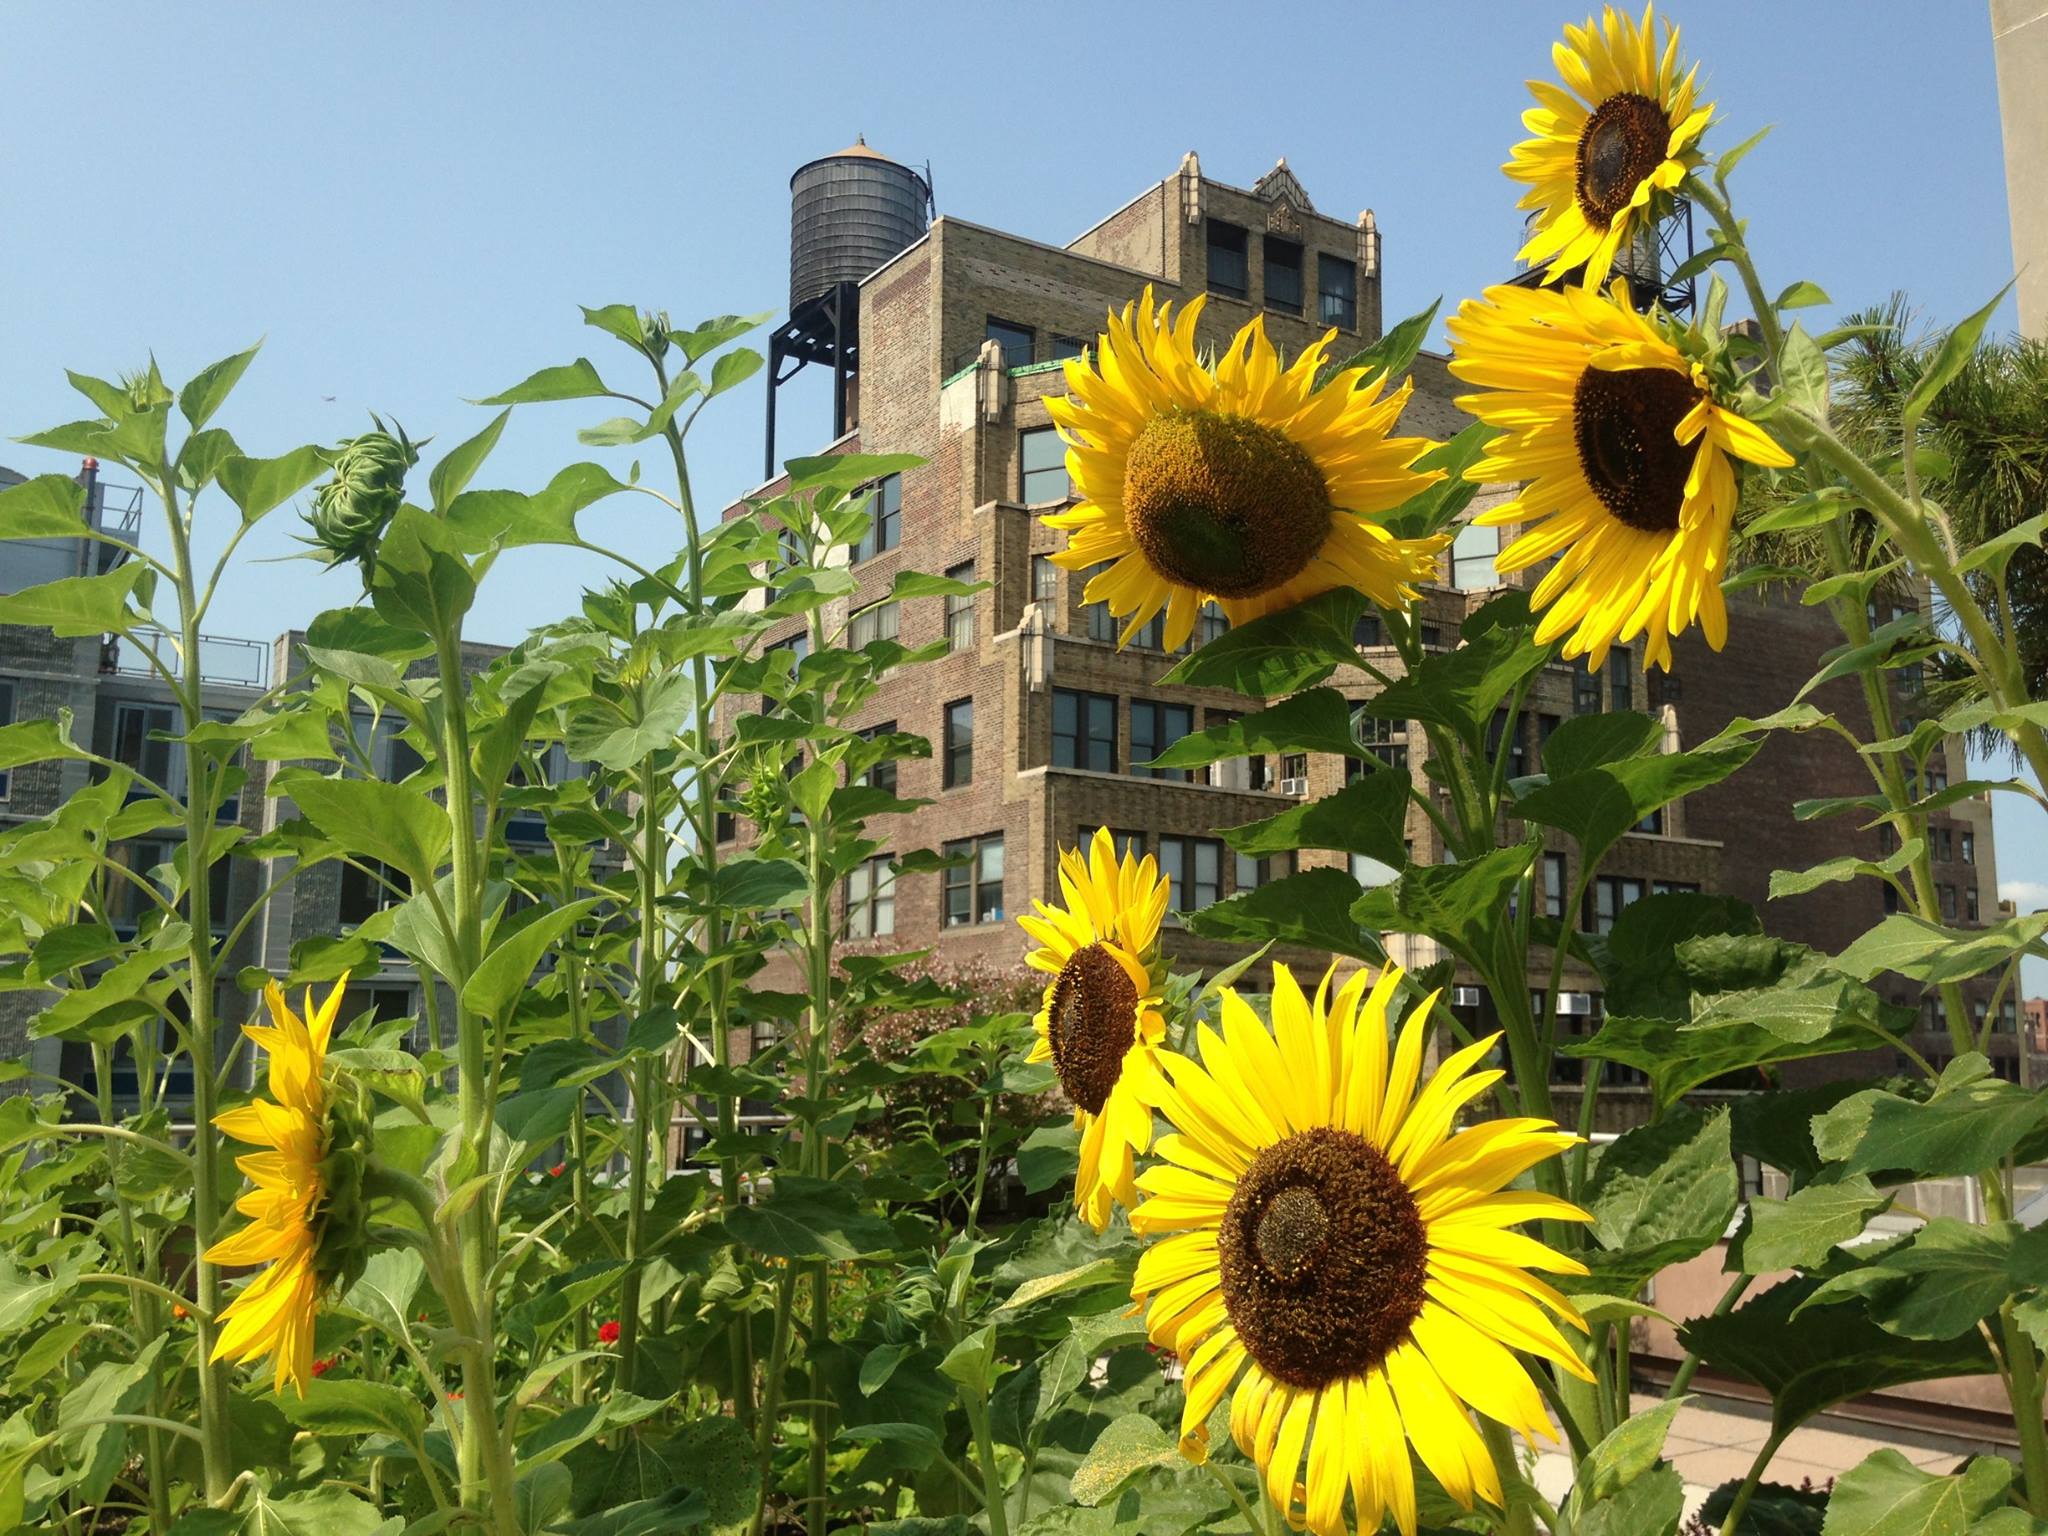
[853,473,902,562]
[1318,254,1357,328]
[1021,427,1069,504]
[987,317,1034,365]
[943,699,973,788]
[1265,236,1303,313]
[1206,220,1248,299]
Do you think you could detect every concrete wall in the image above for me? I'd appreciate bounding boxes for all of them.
[1994,0,2048,336]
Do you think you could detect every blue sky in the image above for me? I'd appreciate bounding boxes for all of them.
[2,3,2039,988]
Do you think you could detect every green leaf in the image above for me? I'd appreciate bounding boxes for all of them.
[722,1175,897,1262]
[369,503,478,632]
[707,856,808,912]
[1775,281,1831,311]
[1516,737,1762,868]
[1833,910,2048,987]
[1776,323,1828,417]
[709,348,763,397]
[1678,1273,1995,1438]
[1536,710,1666,779]
[272,769,451,888]
[236,1487,389,1536]
[1813,1055,2048,1180]
[179,341,262,431]
[1150,688,1365,769]
[335,1248,425,1336]
[1800,1219,2048,1341]
[937,1324,999,1399]
[1738,1175,1888,1274]
[0,474,91,539]
[1220,769,1409,863]
[675,310,774,363]
[444,462,627,552]
[1159,587,1365,696]
[1565,1396,1684,1525]
[218,444,326,523]
[1822,1450,2030,1536]
[1362,592,1549,744]
[1769,839,1920,900]
[274,1378,426,1440]
[0,713,90,772]
[1901,286,2012,439]
[1579,1466,1684,1536]
[463,897,600,1024]
[1956,509,2048,581]
[1069,1414,1182,1507]
[1328,300,1439,387]
[428,409,510,512]
[0,1251,88,1334]
[1578,1109,1738,1296]
[1189,867,1382,963]
[1350,840,1536,963]
[1382,420,1497,539]
[0,563,144,637]
[782,451,924,495]
[1746,487,1852,536]
[997,1257,1127,1314]
[58,1338,162,1503]
[476,357,612,405]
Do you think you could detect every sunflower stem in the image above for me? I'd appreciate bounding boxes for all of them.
[1203,1463,1264,1535]
[1478,1418,1546,1535]
[1715,1428,1786,1536]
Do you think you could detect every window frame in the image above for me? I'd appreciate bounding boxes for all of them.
[944,561,977,651]
[1127,698,1193,781]
[852,473,902,562]
[1158,834,1223,915]
[986,316,1035,366]
[1051,687,1118,774]
[942,698,974,789]
[1020,426,1070,505]
[1205,219,1249,299]
[942,833,1005,926]
[1263,234,1304,314]
[0,679,14,799]
[1317,253,1357,329]
[844,853,897,940]
[847,598,900,650]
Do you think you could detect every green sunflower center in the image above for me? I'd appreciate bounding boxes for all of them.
[1217,1126,1428,1390]
[1048,942,1139,1115]
[1576,92,1669,226]
[1572,364,1702,534]
[1122,409,1332,600]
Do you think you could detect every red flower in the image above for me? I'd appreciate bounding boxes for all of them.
[172,1304,189,1321]
[598,1319,621,1345]
[311,1357,335,1378]
[447,1391,463,1401]
[549,1163,566,1177]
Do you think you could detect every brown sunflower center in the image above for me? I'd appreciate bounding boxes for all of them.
[1048,942,1139,1115]
[1572,364,1702,534]
[1216,1126,1428,1390]
[1122,409,1332,599]
[1576,92,1670,225]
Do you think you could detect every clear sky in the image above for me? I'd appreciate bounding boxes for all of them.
[2,2,2040,990]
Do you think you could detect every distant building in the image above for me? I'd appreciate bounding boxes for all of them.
[719,147,2019,1121]
[1993,0,2048,335]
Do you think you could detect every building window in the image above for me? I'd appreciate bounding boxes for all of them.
[1939,883,1958,920]
[1052,334,1087,360]
[1206,219,1249,299]
[853,473,902,562]
[0,679,14,799]
[1280,753,1309,789]
[1535,714,1561,769]
[1052,688,1117,773]
[1966,885,1981,922]
[1589,875,1645,935]
[1203,711,1269,791]
[1962,831,1976,864]
[1129,700,1193,781]
[1420,623,1443,649]
[844,855,896,940]
[1318,254,1357,329]
[1608,649,1632,711]
[1451,524,1499,590]
[1264,236,1303,314]
[1931,826,1953,861]
[1638,807,1665,836]
[945,561,977,651]
[112,701,178,791]
[1159,835,1223,914]
[1574,666,1602,716]
[1925,758,1949,794]
[942,834,1004,926]
[943,698,973,788]
[1352,708,1409,773]
[1021,426,1069,505]
[1236,851,1295,891]
[1351,850,1401,888]
[1653,879,1700,895]
[1488,710,1526,780]
[1195,603,1229,646]
[858,721,897,796]
[1354,612,1382,648]
[1544,853,1567,919]
[848,599,900,650]
[1033,554,1058,603]
[986,316,1034,366]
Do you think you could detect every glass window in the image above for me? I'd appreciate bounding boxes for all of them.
[1318,254,1357,328]
[1129,700,1193,781]
[1607,649,1632,711]
[1354,612,1382,648]
[945,561,976,651]
[1420,624,1443,649]
[1204,711,1269,792]
[943,698,973,788]
[1159,836,1223,913]
[857,721,897,796]
[1021,427,1069,504]
[848,599,899,650]
[112,701,178,790]
[845,855,896,940]
[0,679,13,798]
[853,473,902,562]
[1195,603,1228,646]
[1350,852,1399,888]
[1962,831,1976,864]
[941,834,1005,927]
[1653,879,1700,895]
[1932,826,1953,861]
[1544,853,1567,919]
[1939,883,1957,920]
[1236,851,1294,891]
[1351,709,1409,773]
[1264,236,1303,313]
[1052,688,1117,773]
[1590,875,1644,935]
[986,317,1034,366]
[1451,524,1499,590]
[1052,334,1087,360]
[1574,666,1602,716]
[1033,554,1058,602]
[1925,758,1949,794]
[1206,220,1249,299]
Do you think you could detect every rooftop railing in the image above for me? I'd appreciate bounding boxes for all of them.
[103,628,270,689]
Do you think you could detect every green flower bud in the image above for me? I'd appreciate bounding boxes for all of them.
[309,414,421,576]
[314,1081,376,1296]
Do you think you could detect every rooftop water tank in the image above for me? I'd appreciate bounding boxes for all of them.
[789,137,931,311]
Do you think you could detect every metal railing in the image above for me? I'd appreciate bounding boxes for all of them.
[103,628,270,688]
[951,337,1091,374]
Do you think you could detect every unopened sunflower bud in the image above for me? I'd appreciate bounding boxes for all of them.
[309,415,420,576]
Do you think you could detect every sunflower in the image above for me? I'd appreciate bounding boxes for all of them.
[207,976,363,1396]
[1043,288,1448,651]
[1018,827,1170,1231]
[1508,5,1713,292]
[1130,964,1591,1536]
[1446,281,1793,671]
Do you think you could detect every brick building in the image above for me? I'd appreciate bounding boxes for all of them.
[720,146,2027,1105]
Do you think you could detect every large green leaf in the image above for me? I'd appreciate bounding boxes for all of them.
[1812,1055,2048,1181]
[1677,1273,1995,1438]
[270,769,451,887]
[1188,867,1382,962]
[1069,1414,1182,1507]
[1821,1450,2039,1536]
[1577,1108,1738,1296]
[1362,592,1550,744]
[1832,911,2048,987]
[1351,839,1536,963]
[1565,1397,1683,1525]
[462,897,600,1025]
[1158,587,1366,696]
[1901,285,2011,438]
[0,474,92,539]
[1220,769,1409,864]
[1798,1218,2048,1341]
[58,1338,162,1503]
[1148,688,1365,768]
[369,503,477,632]
[178,342,262,431]
[477,357,612,405]
[0,714,89,772]
[1328,300,1438,386]
[0,563,144,637]
[273,1378,425,1440]
[1737,1175,1888,1274]
[1564,1008,1884,1116]
[218,444,326,523]
[722,1175,898,1261]
[1536,710,1666,780]
[428,409,510,512]
[1516,736,1762,867]
[443,462,627,552]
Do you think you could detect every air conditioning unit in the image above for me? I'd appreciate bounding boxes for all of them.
[1279,776,1308,796]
